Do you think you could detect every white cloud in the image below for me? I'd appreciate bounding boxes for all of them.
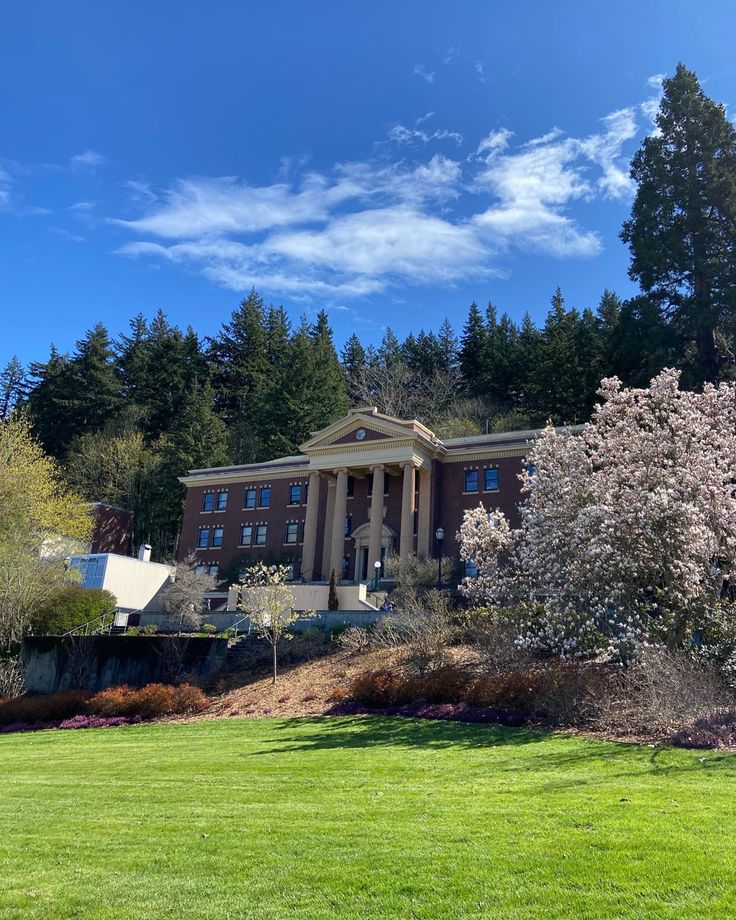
[475,61,487,83]
[641,73,665,129]
[413,64,435,84]
[113,93,652,296]
[70,149,105,171]
[476,129,513,157]
[387,123,463,146]
[0,166,12,211]
[579,108,637,199]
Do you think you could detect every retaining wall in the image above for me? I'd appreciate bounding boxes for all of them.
[20,636,228,695]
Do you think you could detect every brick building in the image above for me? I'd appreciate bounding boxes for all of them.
[178,407,550,582]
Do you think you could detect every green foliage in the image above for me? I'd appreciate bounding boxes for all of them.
[31,585,117,635]
[622,63,736,384]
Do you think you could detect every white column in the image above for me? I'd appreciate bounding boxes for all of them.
[321,478,336,580]
[399,462,416,560]
[329,468,349,579]
[368,464,385,576]
[417,464,432,557]
[300,471,321,581]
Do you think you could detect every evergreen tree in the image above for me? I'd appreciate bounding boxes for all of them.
[341,333,367,405]
[621,63,736,384]
[309,310,349,423]
[69,323,123,434]
[210,289,269,461]
[437,317,458,372]
[459,302,488,396]
[147,381,229,559]
[0,356,27,420]
[116,313,151,403]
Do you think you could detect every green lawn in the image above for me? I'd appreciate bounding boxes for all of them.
[1,717,735,919]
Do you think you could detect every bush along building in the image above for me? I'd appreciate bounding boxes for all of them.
[178,408,565,595]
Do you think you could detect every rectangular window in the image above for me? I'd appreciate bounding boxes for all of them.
[216,491,228,511]
[344,514,352,537]
[464,560,479,578]
[197,528,210,548]
[244,488,256,509]
[259,487,271,508]
[255,524,267,546]
[289,484,301,505]
[285,522,299,544]
[195,563,205,574]
[484,468,499,491]
[464,469,479,492]
[208,564,219,577]
[202,493,214,512]
[347,476,355,498]
[211,526,223,548]
[240,525,253,546]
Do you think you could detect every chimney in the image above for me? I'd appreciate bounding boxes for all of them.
[138,543,152,563]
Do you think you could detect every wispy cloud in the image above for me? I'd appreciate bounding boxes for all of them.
[113,92,650,298]
[70,149,105,172]
[413,64,435,84]
[641,73,665,129]
[474,61,487,83]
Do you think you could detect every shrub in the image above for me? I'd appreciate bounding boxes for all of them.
[202,624,217,636]
[595,646,731,736]
[31,585,117,635]
[0,657,24,699]
[0,690,91,725]
[415,666,470,703]
[139,625,158,636]
[672,710,736,748]
[327,686,348,703]
[462,606,534,675]
[350,669,412,708]
[88,683,209,718]
[337,625,373,654]
[172,684,210,713]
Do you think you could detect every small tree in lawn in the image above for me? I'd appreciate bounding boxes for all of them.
[328,569,339,611]
[235,563,297,683]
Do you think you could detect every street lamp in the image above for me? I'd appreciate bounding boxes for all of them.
[435,526,445,589]
[373,559,381,591]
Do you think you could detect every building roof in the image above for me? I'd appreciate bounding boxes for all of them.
[179,410,583,485]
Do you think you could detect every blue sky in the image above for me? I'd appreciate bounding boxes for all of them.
[2,1,735,367]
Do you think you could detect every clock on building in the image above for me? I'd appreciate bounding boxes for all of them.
[356,428,366,441]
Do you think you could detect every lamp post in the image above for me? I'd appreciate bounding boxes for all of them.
[435,526,445,589]
[373,559,381,592]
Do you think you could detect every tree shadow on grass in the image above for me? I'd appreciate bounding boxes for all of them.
[247,715,736,782]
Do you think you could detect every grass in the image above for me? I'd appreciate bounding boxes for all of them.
[1,717,735,919]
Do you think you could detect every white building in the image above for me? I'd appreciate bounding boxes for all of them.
[67,551,174,613]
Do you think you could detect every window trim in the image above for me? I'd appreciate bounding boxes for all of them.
[288,484,302,506]
[284,522,299,545]
[464,469,480,493]
[216,490,228,511]
[239,524,253,547]
[483,468,500,492]
[259,486,271,509]
[255,523,268,546]
[211,526,224,548]
[197,528,211,549]
[201,493,214,512]
[243,488,257,510]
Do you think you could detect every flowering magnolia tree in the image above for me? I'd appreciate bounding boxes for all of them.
[234,563,298,683]
[458,369,736,660]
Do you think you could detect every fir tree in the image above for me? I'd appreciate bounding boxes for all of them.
[621,63,736,384]
[459,302,488,396]
[0,356,27,420]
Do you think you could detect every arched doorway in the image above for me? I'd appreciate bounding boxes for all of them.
[350,522,396,581]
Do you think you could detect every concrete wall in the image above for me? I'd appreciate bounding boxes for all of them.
[101,555,173,611]
[134,609,383,634]
[21,636,228,695]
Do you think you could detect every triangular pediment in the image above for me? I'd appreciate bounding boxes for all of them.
[300,408,434,453]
